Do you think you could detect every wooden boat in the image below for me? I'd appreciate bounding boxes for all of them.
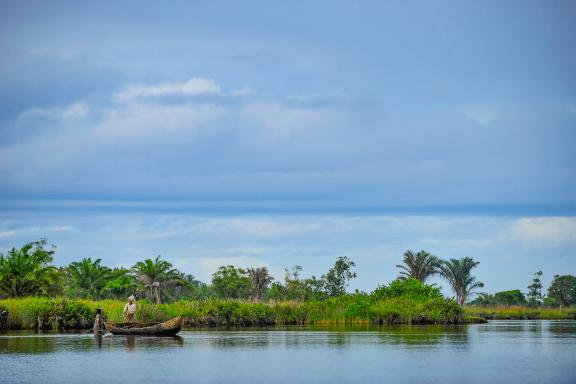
[105,316,183,336]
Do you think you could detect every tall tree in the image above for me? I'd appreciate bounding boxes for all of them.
[548,275,576,308]
[67,257,111,300]
[527,271,544,307]
[494,290,526,306]
[323,256,357,297]
[102,268,135,299]
[0,240,56,297]
[396,250,441,282]
[439,257,484,306]
[246,267,273,301]
[132,255,178,304]
[211,265,251,299]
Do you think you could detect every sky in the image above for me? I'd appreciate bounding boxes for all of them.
[0,0,575,294]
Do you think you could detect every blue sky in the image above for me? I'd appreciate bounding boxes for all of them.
[0,0,575,294]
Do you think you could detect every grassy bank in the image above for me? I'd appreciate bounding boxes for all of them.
[465,305,576,320]
[0,296,464,330]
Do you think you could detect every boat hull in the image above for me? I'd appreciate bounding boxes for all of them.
[106,316,183,336]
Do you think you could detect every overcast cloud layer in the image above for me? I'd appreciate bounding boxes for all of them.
[0,0,575,294]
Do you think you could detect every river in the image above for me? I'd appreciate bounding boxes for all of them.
[1,320,575,384]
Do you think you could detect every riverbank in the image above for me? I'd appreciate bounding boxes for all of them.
[0,296,464,330]
[465,305,576,320]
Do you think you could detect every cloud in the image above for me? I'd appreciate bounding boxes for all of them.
[114,77,222,102]
[240,101,335,139]
[93,102,227,139]
[512,217,576,245]
[0,225,74,239]
[229,86,255,97]
[18,102,89,121]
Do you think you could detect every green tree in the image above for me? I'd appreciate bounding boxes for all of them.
[266,281,286,301]
[469,293,495,305]
[283,265,307,301]
[396,250,441,282]
[102,268,135,299]
[372,278,443,301]
[132,255,178,304]
[0,240,57,297]
[548,275,576,308]
[246,267,274,301]
[67,257,111,300]
[211,265,251,299]
[322,256,357,297]
[494,289,526,306]
[439,257,484,306]
[527,271,543,307]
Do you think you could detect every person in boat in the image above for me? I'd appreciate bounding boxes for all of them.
[123,295,137,322]
[93,308,105,336]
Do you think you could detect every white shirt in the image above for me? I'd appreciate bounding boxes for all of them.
[123,302,137,315]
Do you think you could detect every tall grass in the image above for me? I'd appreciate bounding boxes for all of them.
[0,295,463,330]
[465,305,576,320]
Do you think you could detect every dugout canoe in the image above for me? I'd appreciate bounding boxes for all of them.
[105,316,183,336]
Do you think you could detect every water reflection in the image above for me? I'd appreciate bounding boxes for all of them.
[183,324,471,351]
[0,333,184,354]
[2,322,576,384]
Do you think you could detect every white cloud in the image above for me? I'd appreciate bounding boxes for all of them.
[18,102,89,121]
[205,218,320,238]
[93,102,226,139]
[229,86,255,97]
[512,217,576,245]
[114,77,221,102]
[240,101,334,138]
[0,225,74,239]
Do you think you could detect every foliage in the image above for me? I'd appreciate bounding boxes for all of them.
[439,257,484,305]
[372,278,443,301]
[396,250,440,282]
[66,257,111,300]
[246,267,273,301]
[465,305,576,320]
[547,275,576,307]
[211,265,251,299]
[493,290,526,306]
[0,240,57,297]
[323,256,357,297]
[132,255,179,304]
[0,294,466,330]
[101,268,135,299]
[527,271,543,307]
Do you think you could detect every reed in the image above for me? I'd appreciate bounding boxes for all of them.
[0,295,464,330]
[465,305,576,320]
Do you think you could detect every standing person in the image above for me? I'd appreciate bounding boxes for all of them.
[123,295,137,322]
[93,308,105,336]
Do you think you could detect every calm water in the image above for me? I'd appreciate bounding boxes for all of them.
[1,321,575,384]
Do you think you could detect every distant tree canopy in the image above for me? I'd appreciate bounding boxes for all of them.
[0,240,57,298]
[547,275,576,307]
[5,239,575,310]
[396,250,440,282]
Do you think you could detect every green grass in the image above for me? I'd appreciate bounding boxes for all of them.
[465,305,576,320]
[0,295,463,330]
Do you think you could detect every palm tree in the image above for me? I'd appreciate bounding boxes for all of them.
[439,257,484,305]
[67,258,111,300]
[247,267,274,301]
[132,255,178,303]
[396,250,441,282]
[0,240,57,297]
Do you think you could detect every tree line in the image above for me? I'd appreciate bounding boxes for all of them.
[0,240,574,307]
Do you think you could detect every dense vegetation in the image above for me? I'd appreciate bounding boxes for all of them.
[0,279,464,330]
[1,240,574,330]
